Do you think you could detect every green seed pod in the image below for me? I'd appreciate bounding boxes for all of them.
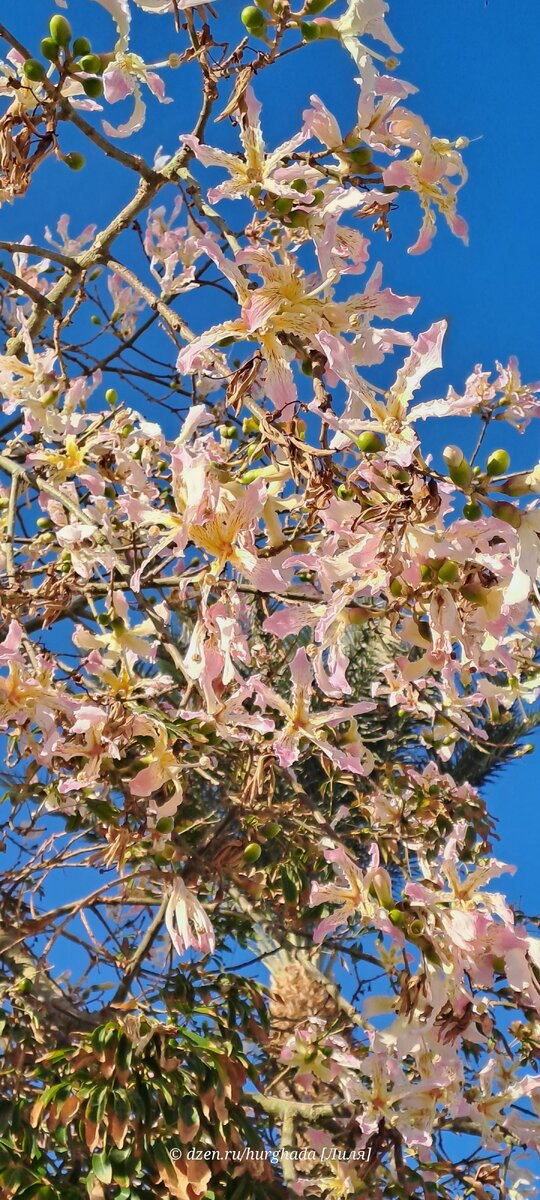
[49,14,73,46]
[463,500,482,521]
[24,58,47,82]
[243,842,262,863]
[492,501,522,529]
[300,21,320,41]
[388,908,406,927]
[83,76,103,98]
[337,484,353,500]
[486,448,510,476]
[220,425,237,440]
[357,430,384,453]
[80,53,104,74]
[73,37,92,56]
[291,177,308,194]
[105,388,118,406]
[437,560,460,584]
[36,517,51,530]
[63,152,85,171]
[40,36,60,60]
[241,6,268,35]
[420,563,433,582]
[263,821,281,838]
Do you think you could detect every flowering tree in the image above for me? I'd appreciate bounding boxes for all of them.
[0,1,539,1197]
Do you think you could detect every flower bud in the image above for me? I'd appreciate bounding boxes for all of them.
[442,445,472,488]
[348,147,372,167]
[337,484,353,500]
[492,501,522,529]
[49,14,72,46]
[73,37,92,57]
[388,908,406,927]
[63,152,85,171]
[370,868,393,909]
[500,472,535,497]
[105,388,118,406]
[155,816,174,834]
[83,76,103,98]
[274,196,293,215]
[241,6,268,35]
[357,430,384,453]
[305,0,334,12]
[461,582,488,606]
[486,448,510,476]
[300,22,320,41]
[463,500,482,521]
[80,53,104,74]
[437,560,460,584]
[389,578,403,597]
[24,59,47,82]
[41,37,60,60]
[288,211,311,228]
[243,842,262,863]
[314,19,340,39]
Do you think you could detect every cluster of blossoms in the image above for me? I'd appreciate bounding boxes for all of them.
[0,1,539,1198]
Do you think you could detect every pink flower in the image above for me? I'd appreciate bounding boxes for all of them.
[310,842,395,944]
[184,88,309,206]
[255,647,375,775]
[165,878,215,958]
[102,53,171,138]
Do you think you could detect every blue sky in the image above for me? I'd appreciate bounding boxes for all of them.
[1,0,539,913]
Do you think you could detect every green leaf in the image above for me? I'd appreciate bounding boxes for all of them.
[92,1151,113,1185]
